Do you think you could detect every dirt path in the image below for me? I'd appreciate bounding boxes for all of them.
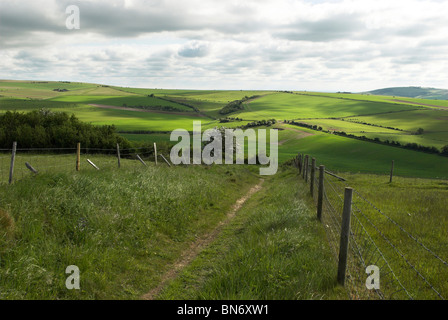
[89,104,206,117]
[141,179,264,300]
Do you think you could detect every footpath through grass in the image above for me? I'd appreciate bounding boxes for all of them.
[156,166,347,300]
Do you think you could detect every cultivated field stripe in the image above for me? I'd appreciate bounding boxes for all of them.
[141,179,264,300]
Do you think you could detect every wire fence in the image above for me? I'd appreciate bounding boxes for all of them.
[0,143,168,186]
[295,153,448,300]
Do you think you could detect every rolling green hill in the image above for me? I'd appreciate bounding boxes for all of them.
[1,80,448,179]
[365,87,448,100]
[1,80,448,301]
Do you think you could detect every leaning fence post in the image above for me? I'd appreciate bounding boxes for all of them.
[310,158,316,196]
[76,142,81,172]
[160,154,172,167]
[25,162,38,174]
[136,154,148,167]
[317,165,325,221]
[8,141,17,185]
[86,159,100,170]
[117,143,121,168]
[337,187,353,286]
[154,143,158,166]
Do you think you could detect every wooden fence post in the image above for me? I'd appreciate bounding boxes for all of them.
[389,160,394,183]
[317,165,325,221]
[25,162,38,174]
[8,142,17,185]
[160,154,172,167]
[136,155,148,167]
[310,158,316,196]
[298,154,303,175]
[76,143,81,172]
[117,143,121,168]
[86,159,100,170]
[154,143,158,166]
[337,187,353,286]
[304,155,309,182]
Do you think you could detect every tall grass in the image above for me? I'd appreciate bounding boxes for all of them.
[0,163,259,299]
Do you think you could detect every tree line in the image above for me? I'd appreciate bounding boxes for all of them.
[287,120,448,157]
[0,109,132,151]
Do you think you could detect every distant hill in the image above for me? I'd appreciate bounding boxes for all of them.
[364,87,448,100]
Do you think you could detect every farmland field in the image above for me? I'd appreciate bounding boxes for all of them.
[1,80,448,178]
[1,79,448,301]
[233,92,421,120]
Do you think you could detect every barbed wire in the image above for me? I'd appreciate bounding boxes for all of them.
[350,187,448,270]
[296,153,447,300]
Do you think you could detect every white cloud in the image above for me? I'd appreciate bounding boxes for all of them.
[0,0,447,91]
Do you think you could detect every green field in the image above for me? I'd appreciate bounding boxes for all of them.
[1,80,448,300]
[234,92,421,120]
[1,80,447,179]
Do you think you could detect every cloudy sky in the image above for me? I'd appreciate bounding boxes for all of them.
[1,0,447,92]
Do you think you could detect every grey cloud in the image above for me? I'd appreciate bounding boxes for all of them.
[0,0,268,48]
[275,14,364,42]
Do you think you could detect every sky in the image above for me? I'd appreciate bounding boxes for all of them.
[1,0,447,92]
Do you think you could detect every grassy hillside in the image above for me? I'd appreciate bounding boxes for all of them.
[0,162,351,300]
[0,163,261,299]
[366,87,448,100]
[1,80,447,301]
[157,167,346,300]
[1,80,447,180]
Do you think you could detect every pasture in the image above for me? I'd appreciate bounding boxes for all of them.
[1,80,447,179]
[1,80,448,300]
[234,92,420,120]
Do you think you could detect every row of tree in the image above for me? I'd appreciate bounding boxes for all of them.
[0,109,132,151]
[219,96,259,115]
[288,120,448,157]
[122,103,186,112]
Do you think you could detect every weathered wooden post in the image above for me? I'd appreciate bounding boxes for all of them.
[317,165,325,221]
[25,162,38,174]
[310,158,316,196]
[76,142,81,171]
[8,142,17,185]
[298,154,303,175]
[304,155,309,182]
[337,187,353,286]
[136,154,148,167]
[116,143,121,168]
[154,143,158,166]
[389,160,394,183]
[160,154,172,167]
[86,159,100,170]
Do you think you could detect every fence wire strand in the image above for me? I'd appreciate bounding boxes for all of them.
[297,153,447,300]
